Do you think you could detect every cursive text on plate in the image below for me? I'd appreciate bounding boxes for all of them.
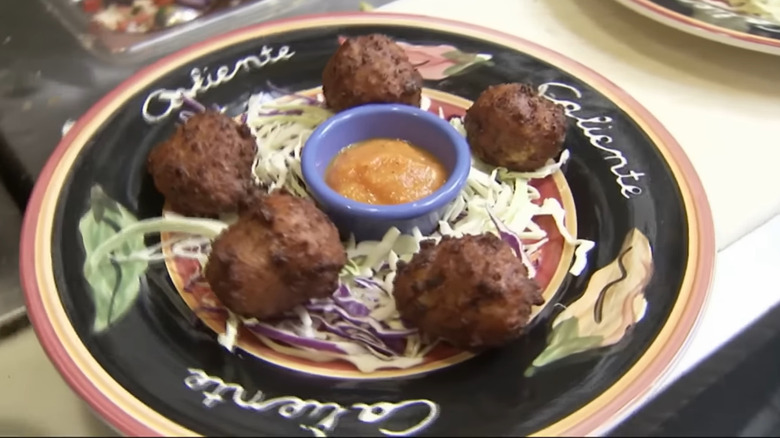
[184,368,440,437]
[538,82,644,198]
[142,45,295,123]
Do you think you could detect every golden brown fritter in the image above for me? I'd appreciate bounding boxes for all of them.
[204,191,347,320]
[322,34,423,112]
[147,111,256,216]
[393,233,544,349]
[464,83,567,172]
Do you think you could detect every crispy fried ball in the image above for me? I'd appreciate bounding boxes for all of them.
[464,83,567,172]
[204,191,347,320]
[393,233,544,349]
[147,111,255,216]
[322,34,423,112]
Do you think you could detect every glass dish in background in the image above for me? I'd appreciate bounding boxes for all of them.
[38,0,319,62]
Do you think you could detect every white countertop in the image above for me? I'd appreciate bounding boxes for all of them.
[2,0,779,435]
[606,213,780,433]
[658,214,780,389]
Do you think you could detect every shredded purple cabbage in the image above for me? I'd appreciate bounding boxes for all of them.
[245,321,351,355]
[309,314,397,356]
[305,302,414,337]
[258,109,304,117]
[332,284,371,317]
[265,80,323,107]
[181,95,206,113]
[487,208,534,269]
[178,96,208,123]
[179,110,195,123]
[353,276,383,290]
[236,280,418,360]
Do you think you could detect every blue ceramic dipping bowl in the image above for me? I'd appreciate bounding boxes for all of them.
[301,103,471,242]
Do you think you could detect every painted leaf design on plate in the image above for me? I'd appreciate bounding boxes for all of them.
[336,35,493,81]
[527,228,653,375]
[79,185,148,333]
[439,50,494,78]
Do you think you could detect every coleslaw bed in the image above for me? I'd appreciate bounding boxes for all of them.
[89,90,595,373]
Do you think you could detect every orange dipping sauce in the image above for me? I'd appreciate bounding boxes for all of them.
[325,138,448,205]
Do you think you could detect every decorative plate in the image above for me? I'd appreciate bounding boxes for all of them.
[20,12,715,437]
[613,0,780,56]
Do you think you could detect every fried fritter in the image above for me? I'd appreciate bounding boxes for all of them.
[204,191,347,319]
[393,233,544,349]
[322,34,423,112]
[147,111,256,216]
[464,83,567,172]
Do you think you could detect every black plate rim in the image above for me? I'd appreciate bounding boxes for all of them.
[19,11,716,437]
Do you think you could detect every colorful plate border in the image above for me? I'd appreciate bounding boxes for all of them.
[19,12,716,437]
[613,0,780,56]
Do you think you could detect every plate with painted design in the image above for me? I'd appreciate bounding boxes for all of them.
[612,0,780,56]
[20,12,714,437]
